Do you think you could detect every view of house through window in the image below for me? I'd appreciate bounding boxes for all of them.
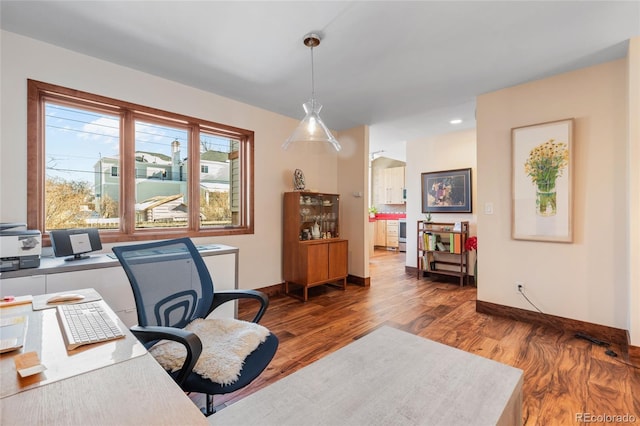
[133,121,189,228]
[199,132,239,228]
[30,80,253,241]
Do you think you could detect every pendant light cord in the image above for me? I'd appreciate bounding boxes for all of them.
[310,45,315,102]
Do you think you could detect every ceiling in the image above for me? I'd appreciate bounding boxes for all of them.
[2,1,639,161]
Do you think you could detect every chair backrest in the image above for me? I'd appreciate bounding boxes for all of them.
[112,238,214,328]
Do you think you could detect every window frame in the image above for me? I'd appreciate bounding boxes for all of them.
[27,79,254,245]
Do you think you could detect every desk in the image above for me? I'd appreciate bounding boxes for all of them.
[0,296,207,425]
[212,326,523,426]
[0,244,239,327]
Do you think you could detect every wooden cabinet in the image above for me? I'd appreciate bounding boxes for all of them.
[373,219,398,250]
[417,221,469,287]
[373,168,386,206]
[383,167,405,204]
[283,191,348,301]
[368,221,375,257]
[328,240,348,279]
[374,220,387,246]
[373,166,405,205]
[386,220,399,249]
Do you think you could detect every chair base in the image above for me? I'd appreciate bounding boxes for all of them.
[205,393,214,416]
[188,392,217,416]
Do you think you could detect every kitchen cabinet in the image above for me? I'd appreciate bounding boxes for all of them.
[374,220,387,247]
[373,219,399,250]
[373,166,406,205]
[383,167,405,204]
[368,221,375,257]
[373,168,386,206]
[386,220,399,249]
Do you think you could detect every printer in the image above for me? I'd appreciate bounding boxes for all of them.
[1,223,41,272]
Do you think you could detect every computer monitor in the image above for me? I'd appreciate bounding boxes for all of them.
[49,228,102,261]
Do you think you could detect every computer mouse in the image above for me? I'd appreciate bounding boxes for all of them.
[47,293,86,304]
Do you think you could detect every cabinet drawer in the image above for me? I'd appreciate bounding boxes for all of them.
[0,275,46,297]
[46,268,135,313]
[387,221,398,241]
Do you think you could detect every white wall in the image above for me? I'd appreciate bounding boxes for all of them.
[405,128,477,270]
[476,58,629,330]
[0,30,368,289]
[338,125,369,279]
[627,38,640,346]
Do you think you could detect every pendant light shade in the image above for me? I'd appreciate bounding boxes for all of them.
[283,99,341,151]
[282,33,341,152]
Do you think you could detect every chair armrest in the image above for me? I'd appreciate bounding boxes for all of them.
[209,289,269,323]
[130,325,202,386]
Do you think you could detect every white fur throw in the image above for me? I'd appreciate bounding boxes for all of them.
[149,317,270,385]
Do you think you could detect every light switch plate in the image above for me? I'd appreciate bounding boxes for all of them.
[484,202,494,215]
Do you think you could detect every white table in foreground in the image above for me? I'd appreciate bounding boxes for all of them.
[212,326,523,426]
[1,297,208,426]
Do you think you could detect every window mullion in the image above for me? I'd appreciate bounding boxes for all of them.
[121,110,136,235]
[27,85,46,232]
[244,133,255,233]
[189,125,200,231]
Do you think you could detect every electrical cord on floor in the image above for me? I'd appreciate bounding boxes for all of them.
[575,333,640,369]
[517,286,640,369]
[605,349,640,369]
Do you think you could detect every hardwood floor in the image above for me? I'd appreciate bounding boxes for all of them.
[216,249,640,424]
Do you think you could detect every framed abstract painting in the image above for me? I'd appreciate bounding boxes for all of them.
[512,118,574,242]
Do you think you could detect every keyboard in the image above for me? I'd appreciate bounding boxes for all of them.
[56,302,125,350]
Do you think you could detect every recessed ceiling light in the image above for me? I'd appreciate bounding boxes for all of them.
[450,119,462,124]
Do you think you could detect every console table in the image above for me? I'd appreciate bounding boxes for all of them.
[0,244,238,326]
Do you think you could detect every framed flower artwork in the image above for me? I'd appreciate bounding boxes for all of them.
[511,118,574,242]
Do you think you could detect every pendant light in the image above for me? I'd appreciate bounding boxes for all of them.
[282,33,341,152]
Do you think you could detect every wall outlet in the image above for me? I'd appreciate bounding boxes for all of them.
[515,281,525,293]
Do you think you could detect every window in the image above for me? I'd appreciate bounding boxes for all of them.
[28,80,254,244]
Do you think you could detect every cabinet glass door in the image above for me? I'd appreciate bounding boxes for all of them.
[298,193,339,240]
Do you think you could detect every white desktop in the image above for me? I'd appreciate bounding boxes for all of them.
[0,290,207,425]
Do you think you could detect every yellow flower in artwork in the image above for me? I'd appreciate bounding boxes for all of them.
[524,139,569,192]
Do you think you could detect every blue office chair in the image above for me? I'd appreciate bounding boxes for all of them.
[112,238,278,415]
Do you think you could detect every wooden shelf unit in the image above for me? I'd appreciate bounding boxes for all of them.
[417,221,469,287]
[283,191,348,301]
